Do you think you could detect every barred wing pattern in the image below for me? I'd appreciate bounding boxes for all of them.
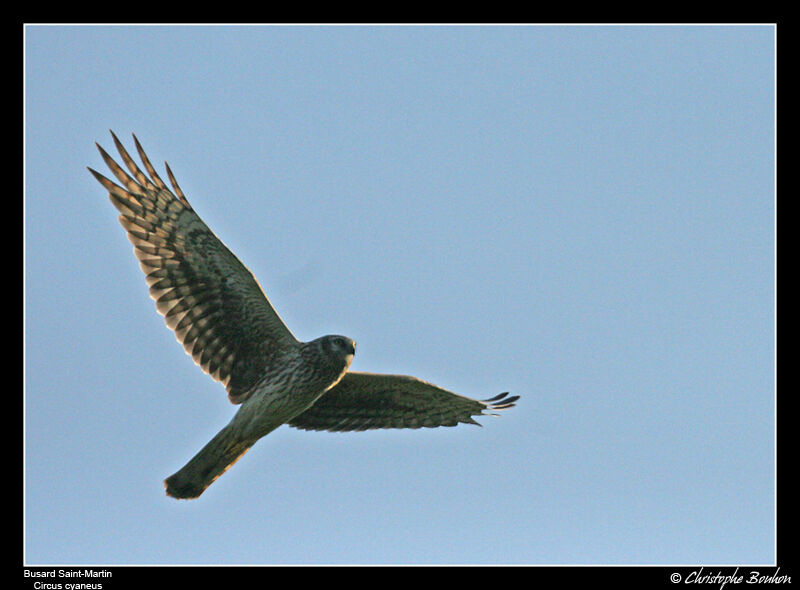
[289,372,519,432]
[88,132,298,404]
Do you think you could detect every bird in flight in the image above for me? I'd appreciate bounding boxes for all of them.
[89,131,519,500]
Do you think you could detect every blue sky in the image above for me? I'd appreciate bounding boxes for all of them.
[24,25,775,565]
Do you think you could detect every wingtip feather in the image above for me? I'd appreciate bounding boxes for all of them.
[480,391,519,412]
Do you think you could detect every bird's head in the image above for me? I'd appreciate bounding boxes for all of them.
[316,334,356,371]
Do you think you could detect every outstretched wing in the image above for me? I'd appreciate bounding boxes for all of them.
[288,371,519,432]
[88,131,298,404]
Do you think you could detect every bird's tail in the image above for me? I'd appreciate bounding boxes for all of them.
[164,423,254,499]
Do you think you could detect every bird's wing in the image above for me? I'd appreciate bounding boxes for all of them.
[89,131,298,404]
[288,371,519,432]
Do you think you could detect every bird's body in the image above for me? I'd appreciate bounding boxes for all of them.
[164,336,355,498]
[89,131,518,499]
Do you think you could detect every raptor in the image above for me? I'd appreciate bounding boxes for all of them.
[89,132,519,499]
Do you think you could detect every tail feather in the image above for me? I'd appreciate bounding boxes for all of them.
[164,425,253,499]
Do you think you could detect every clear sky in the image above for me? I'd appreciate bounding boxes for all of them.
[24,24,775,565]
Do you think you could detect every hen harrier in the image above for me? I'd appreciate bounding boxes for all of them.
[89,131,519,499]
